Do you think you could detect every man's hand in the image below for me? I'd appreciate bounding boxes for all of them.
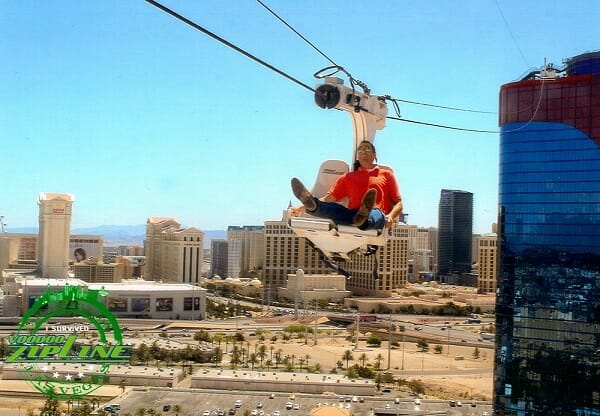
[289,206,306,217]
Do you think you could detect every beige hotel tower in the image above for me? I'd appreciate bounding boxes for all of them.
[37,192,74,278]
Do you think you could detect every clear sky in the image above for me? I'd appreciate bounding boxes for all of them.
[1,0,598,234]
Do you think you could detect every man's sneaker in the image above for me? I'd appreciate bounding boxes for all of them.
[291,178,317,211]
[353,189,376,226]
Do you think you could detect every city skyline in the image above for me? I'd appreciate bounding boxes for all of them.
[2,1,599,235]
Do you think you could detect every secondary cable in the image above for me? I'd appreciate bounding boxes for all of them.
[258,0,496,115]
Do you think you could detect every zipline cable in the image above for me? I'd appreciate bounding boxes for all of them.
[145,0,316,93]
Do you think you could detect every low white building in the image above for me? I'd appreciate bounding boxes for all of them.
[5,276,206,320]
[278,269,351,302]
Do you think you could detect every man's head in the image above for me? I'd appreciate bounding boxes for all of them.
[355,140,377,169]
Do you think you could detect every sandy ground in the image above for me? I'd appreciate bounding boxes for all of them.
[0,380,120,416]
[0,318,493,414]
[248,331,493,401]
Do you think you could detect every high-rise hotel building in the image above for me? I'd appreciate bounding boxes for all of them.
[263,215,330,298]
[144,217,204,284]
[494,51,600,414]
[37,193,74,278]
[263,211,408,298]
[227,225,264,279]
[475,233,497,294]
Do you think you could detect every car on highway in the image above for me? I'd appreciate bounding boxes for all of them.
[203,411,210,416]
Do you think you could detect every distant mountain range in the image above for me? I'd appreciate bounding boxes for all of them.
[8,225,226,247]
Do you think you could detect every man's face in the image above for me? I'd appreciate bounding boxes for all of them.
[356,144,376,164]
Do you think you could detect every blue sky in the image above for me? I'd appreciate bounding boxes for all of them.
[1,0,599,234]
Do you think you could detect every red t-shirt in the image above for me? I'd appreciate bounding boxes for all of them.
[328,166,401,213]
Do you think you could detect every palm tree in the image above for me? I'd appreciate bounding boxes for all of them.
[213,333,223,351]
[119,378,127,394]
[230,345,242,368]
[304,354,311,370]
[342,349,354,369]
[258,344,267,367]
[249,352,258,370]
[375,353,385,370]
[298,357,305,372]
[359,352,368,368]
[213,346,224,367]
[90,397,100,410]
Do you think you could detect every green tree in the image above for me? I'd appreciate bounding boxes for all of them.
[473,347,480,359]
[434,344,443,354]
[194,330,211,342]
[119,378,127,394]
[407,379,426,396]
[416,339,429,352]
[367,334,381,346]
[0,336,8,359]
[39,397,61,416]
[71,400,94,416]
[135,343,151,366]
[135,408,148,416]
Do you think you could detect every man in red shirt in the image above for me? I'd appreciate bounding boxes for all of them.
[290,140,403,230]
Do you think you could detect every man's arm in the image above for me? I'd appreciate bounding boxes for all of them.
[385,200,403,228]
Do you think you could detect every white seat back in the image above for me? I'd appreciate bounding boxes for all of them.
[311,159,349,201]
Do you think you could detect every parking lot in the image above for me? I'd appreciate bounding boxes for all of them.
[111,387,492,416]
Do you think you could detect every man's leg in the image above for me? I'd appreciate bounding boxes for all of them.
[291,178,356,225]
[310,201,356,225]
[358,208,386,230]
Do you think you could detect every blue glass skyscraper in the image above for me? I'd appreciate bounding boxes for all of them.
[494,51,600,415]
